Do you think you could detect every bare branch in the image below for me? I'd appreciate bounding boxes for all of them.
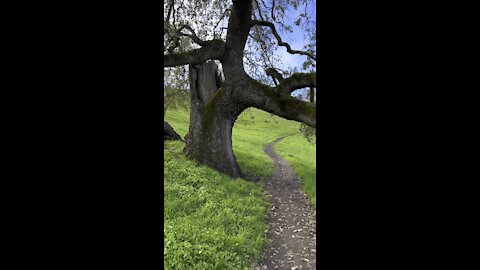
[251,20,316,61]
[166,0,174,22]
[265,68,284,83]
[271,0,276,21]
[213,9,231,38]
[254,0,265,21]
[177,24,207,46]
[164,40,226,67]
[165,22,209,53]
[276,72,316,95]
[259,0,268,11]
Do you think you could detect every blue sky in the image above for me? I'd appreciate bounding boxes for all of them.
[272,1,315,72]
[269,1,316,99]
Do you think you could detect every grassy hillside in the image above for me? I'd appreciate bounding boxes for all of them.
[164,108,301,178]
[232,109,300,178]
[164,108,316,268]
[274,135,317,207]
[164,140,268,269]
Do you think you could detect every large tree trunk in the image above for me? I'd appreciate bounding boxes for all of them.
[184,61,245,178]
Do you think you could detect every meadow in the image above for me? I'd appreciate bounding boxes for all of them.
[164,108,316,269]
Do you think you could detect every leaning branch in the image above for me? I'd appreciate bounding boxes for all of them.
[176,24,208,46]
[213,8,231,38]
[265,67,284,85]
[251,20,316,61]
[164,40,226,67]
[275,72,316,95]
[165,22,208,53]
[236,79,316,128]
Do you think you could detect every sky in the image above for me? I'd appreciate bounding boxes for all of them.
[255,0,316,100]
[273,3,314,71]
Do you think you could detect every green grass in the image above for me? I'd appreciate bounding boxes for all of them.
[164,140,268,269]
[274,135,317,207]
[233,108,300,178]
[164,109,190,138]
[164,108,301,179]
[164,107,316,269]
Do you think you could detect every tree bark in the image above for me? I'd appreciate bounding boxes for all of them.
[184,61,245,178]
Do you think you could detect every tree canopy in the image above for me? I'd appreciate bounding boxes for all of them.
[164,0,316,89]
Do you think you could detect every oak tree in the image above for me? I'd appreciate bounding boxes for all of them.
[164,0,316,178]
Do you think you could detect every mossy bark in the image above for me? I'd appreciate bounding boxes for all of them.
[184,61,244,178]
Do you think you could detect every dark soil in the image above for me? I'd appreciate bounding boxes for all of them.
[254,137,316,270]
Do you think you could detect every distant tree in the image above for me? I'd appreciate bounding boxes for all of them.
[164,86,189,117]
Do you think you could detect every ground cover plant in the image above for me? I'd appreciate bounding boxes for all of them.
[164,108,316,268]
[164,140,268,269]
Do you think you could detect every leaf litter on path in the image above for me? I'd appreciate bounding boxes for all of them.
[253,137,316,270]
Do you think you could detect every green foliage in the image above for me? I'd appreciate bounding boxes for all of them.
[164,140,268,269]
[300,123,316,143]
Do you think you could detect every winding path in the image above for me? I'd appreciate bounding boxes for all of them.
[255,137,317,270]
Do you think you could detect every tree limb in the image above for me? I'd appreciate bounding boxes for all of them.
[235,79,316,128]
[166,23,208,53]
[251,20,316,61]
[177,24,208,46]
[254,0,265,21]
[164,40,226,67]
[271,0,276,22]
[265,68,284,83]
[213,8,230,38]
[275,72,316,95]
[166,0,174,22]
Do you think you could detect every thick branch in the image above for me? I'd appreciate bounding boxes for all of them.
[226,0,253,52]
[235,79,316,128]
[276,72,316,95]
[266,68,284,83]
[164,41,226,67]
[251,20,316,61]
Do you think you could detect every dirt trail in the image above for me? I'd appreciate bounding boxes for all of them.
[255,137,316,270]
